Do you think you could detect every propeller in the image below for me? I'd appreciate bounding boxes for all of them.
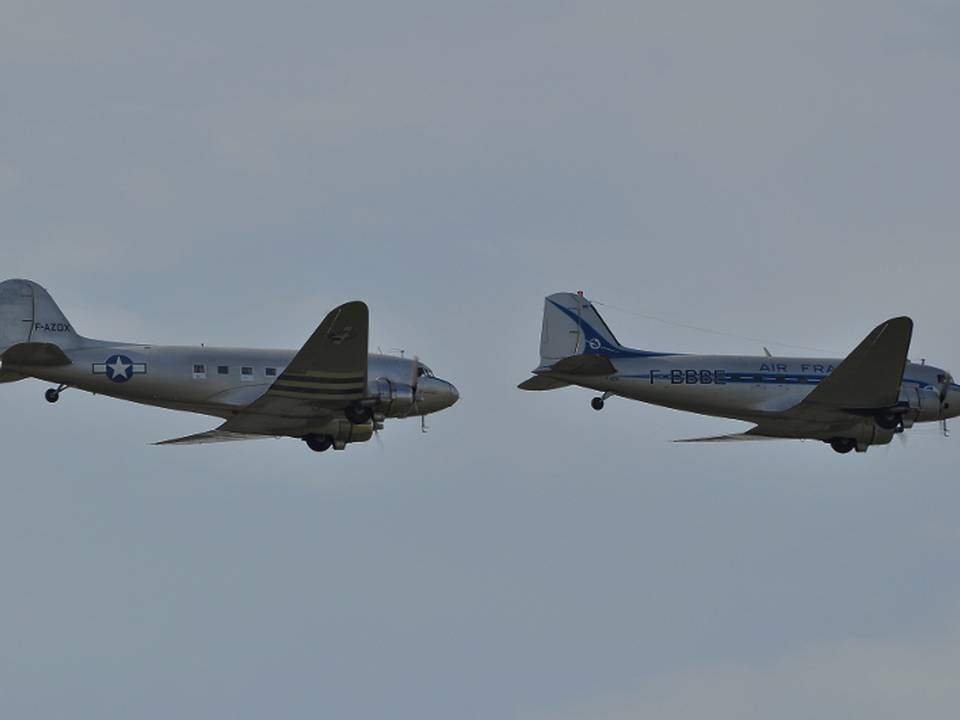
[402,355,426,425]
[939,371,952,438]
[409,354,420,394]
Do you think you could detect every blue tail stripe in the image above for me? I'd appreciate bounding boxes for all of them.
[547,299,678,359]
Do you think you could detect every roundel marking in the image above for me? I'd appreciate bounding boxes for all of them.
[105,354,135,383]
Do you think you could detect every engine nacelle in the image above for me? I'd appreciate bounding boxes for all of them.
[899,386,943,423]
[850,423,896,450]
[317,418,374,449]
[371,378,418,417]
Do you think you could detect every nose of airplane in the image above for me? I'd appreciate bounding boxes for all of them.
[417,377,459,414]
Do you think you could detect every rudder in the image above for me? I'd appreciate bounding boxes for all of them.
[537,292,626,366]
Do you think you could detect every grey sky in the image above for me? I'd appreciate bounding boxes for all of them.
[2,2,960,718]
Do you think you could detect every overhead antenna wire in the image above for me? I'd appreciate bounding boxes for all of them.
[591,299,840,355]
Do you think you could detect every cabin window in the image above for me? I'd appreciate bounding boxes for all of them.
[775,375,786,383]
[265,367,277,377]
[217,365,229,375]
[193,363,207,379]
[241,366,254,381]
[753,375,764,383]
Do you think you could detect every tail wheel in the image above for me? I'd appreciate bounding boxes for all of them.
[830,437,856,454]
[591,397,605,411]
[45,389,60,403]
[304,434,333,452]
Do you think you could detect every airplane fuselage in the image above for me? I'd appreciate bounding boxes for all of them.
[12,343,454,421]
[551,354,960,429]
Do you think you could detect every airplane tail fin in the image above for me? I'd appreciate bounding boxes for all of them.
[0,280,86,372]
[536,291,629,367]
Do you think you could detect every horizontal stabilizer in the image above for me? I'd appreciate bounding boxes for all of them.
[518,375,571,391]
[549,354,616,376]
[1,342,72,367]
[154,428,274,446]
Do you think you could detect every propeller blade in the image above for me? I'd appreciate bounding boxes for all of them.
[401,355,422,419]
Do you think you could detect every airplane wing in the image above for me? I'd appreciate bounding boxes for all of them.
[675,416,865,443]
[674,428,782,443]
[154,428,276,445]
[219,301,369,435]
[673,318,914,446]
[799,316,913,411]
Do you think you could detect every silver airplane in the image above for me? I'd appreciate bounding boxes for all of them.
[520,292,959,453]
[0,279,459,451]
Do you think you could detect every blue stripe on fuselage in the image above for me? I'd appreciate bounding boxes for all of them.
[619,371,935,389]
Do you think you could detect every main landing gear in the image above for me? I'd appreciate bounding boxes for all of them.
[345,405,374,424]
[303,434,333,452]
[45,384,70,403]
[591,392,613,411]
[875,411,902,431]
[829,437,856,454]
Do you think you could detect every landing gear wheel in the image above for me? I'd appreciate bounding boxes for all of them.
[45,388,60,404]
[875,411,901,431]
[591,397,605,411]
[830,437,856,454]
[345,405,373,425]
[304,434,333,452]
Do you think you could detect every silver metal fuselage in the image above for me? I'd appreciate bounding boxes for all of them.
[553,353,960,427]
[18,342,458,422]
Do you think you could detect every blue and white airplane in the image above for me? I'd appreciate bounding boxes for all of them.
[520,292,959,453]
[0,279,458,452]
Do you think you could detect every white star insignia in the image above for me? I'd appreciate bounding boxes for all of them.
[109,357,131,378]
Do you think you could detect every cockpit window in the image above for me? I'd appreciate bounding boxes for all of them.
[417,365,435,378]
